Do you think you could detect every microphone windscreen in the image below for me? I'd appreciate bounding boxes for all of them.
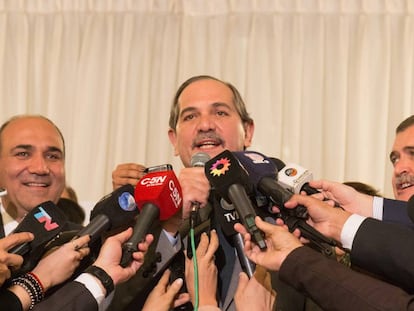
[191,152,211,167]
[269,157,286,172]
[233,151,278,185]
[204,150,252,202]
[134,170,183,220]
[11,201,68,255]
[90,184,138,229]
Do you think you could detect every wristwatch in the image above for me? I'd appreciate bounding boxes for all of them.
[85,265,114,297]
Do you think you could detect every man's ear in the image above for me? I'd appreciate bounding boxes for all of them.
[168,128,179,156]
[243,121,255,148]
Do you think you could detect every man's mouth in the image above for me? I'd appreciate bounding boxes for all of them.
[194,139,222,149]
[23,182,49,188]
[396,174,414,191]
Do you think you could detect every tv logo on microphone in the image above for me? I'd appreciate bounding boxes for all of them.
[169,179,182,209]
[34,207,59,231]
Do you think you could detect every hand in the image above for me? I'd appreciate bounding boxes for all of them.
[309,179,374,217]
[142,269,190,311]
[235,265,276,311]
[234,217,302,271]
[185,230,219,307]
[178,167,211,220]
[0,232,34,285]
[93,227,153,286]
[112,163,146,190]
[283,194,352,242]
[162,167,211,235]
[32,234,90,290]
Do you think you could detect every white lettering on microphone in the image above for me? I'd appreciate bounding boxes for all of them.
[169,180,182,209]
[141,176,167,186]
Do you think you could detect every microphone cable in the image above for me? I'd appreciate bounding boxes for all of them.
[189,206,199,311]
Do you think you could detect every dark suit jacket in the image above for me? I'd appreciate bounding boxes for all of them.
[34,281,98,311]
[280,246,414,311]
[382,198,413,227]
[0,281,98,311]
[351,217,414,293]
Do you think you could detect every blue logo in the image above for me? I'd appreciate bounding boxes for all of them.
[118,192,136,211]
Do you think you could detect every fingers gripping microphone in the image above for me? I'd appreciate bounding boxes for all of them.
[205,150,266,250]
[120,169,183,267]
[234,151,337,256]
[77,184,138,243]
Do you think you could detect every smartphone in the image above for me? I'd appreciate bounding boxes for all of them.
[144,164,173,173]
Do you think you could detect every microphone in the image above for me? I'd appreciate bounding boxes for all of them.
[215,198,255,277]
[120,169,183,267]
[77,184,139,243]
[9,201,68,255]
[233,151,308,219]
[234,150,337,256]
[186,152,211,259]
[277,161,319,195]
[204,150,266,250]
[9,201,68,274]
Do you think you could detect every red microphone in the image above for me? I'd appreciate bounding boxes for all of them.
[120,169,183,267]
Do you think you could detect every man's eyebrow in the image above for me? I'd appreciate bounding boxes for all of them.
[11,145,63,154]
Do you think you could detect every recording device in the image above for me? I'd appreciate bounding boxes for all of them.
[205,150,266,250]
[234,150,337,256]
[120,169,183,267]
[9,201,68,273]
[187,152,211,259]
[76,184,138,243]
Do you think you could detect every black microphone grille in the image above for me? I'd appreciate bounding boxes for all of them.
[191,152,211,167]
[407,194,414,223]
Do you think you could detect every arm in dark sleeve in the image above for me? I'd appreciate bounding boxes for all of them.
[382,198,413,227]
[351,217,414,293]
[279,246,414,311]
[33,282,98,311]
[0,288,23,311]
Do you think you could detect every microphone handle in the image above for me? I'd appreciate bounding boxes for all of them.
[120,203,159,267]
[74,214,111,243]
[233,232,255,278]
[228,184,267,250]
[9,243,31,256]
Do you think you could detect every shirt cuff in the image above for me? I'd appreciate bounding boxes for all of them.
[75,273,105,305]
[372,196,384,220]
[340,214,366,250]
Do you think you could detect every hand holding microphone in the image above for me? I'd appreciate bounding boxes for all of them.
[120,168,183,267]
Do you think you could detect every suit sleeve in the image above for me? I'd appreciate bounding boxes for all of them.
[279,246,414,311]
[351,217,414,293]
[33,281,98,311]
[0,288,23,311]
[382,198,413,227]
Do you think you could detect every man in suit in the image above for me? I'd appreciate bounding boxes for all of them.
[110,75,308,311]
[234,213,414,311]
[235,192,414,310]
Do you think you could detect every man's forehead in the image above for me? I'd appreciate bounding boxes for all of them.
[178,79,234,106]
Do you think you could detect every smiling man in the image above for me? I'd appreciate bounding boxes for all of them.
[0,115,66,236]
[390,115,414,202]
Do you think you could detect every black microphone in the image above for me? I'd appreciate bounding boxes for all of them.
[9,201,68,256]
[234,151,337,256]
[120,169,183,267]
[215,198,255,278]
[204,150,266,250]
[233,151,308,219]
[78,184,139,243]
